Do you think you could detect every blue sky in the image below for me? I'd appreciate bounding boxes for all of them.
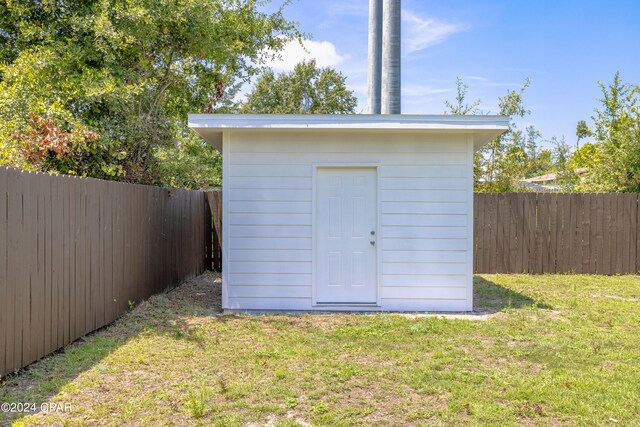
[259,0,640,147]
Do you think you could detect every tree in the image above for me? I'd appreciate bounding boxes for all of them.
[239,59,358,114]
[474,78,533,192]
[444,77,482,115]
[0,0,300,185]
[575,119,591,149]
[573,73,640,192]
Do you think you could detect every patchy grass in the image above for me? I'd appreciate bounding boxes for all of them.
[2,273,640,426]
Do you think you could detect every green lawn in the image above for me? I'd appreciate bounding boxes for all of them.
[1,273,639,426]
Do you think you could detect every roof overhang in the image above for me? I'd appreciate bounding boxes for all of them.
[188,114,510,152]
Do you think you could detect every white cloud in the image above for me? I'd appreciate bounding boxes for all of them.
[403,10,465,53]
[264,39,350,72]
[463,75,489,82]
[462,75,520,88]
[402,84,452,97]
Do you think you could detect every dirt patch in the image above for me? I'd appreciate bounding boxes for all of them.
[164,271,222,313]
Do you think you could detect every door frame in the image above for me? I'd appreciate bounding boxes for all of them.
[311,164,381,307]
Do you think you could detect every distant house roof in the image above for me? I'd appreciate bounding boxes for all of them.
[524,172,559,183]
[523,168,588,183]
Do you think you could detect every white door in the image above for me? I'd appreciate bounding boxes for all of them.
[316,168,377,304]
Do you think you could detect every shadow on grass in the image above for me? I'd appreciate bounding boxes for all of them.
[0,272,221,426]
[473,276,553,314]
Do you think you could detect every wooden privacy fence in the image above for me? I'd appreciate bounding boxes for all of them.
[0,167,208,377]
[205,190,222,272]
[474,193,640,274]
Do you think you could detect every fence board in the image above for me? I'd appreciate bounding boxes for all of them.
[0,168,208,377]
[34,174,46,361]
[630,194,637,272]
[571,194,580,273]
[22,173,34,366]
[0,169,6,375]
[637,194,640,273]
[7,169,21,372]
[524,193,534,273]
[473,192,640,275]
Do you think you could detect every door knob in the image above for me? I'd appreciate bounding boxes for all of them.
[370,240,376,246]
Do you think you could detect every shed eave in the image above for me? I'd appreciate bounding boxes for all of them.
[188,114,509,152]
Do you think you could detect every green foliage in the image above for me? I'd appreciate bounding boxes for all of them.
[444,77,482,115]
[575,119,591,148]
[572,72,640,192]
[239,59,358,114]
[0,0,300,186]
[469,78,538,192]
[154,136,221,190]
[445,77,580,192]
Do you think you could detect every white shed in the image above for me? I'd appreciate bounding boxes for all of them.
[188,114,508,312]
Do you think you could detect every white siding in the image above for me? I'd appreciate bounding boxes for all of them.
[223,130,473,312]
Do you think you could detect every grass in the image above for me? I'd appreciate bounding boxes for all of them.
[1,273,640,426]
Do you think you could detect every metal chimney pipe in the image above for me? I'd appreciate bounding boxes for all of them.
[381,0,401,114]
[367,0,383,114]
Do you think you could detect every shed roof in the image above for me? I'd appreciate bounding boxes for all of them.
[188,114,509,152]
